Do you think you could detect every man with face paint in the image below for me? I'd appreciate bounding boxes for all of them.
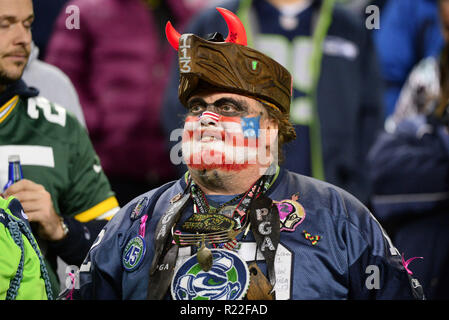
[71,8,424,300]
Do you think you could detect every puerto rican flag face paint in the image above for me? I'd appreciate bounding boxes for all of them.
[182,111,271,171]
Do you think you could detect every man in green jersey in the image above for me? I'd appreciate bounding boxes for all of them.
[0,0,120,297]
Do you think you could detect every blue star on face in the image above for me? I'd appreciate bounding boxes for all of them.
[241,116,260,138]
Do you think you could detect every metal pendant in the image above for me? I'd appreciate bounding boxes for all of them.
[196,236,213,271]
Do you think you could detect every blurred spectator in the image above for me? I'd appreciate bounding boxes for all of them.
[368,0,449,299]
[387,0,449,131]
[45,0,210,206]
[374,0,445,117]
[162,0,384,204]
[31,0,70,59]
[0,0,119,297]
[368,94,449,299]
[384,56,440,134]
[23,42,86,127]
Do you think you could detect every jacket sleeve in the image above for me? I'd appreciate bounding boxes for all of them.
[47,116,119,267]
[64,208,129,300]
[339,193,425,299]
[367,117,449,222]
[65,182,177,300]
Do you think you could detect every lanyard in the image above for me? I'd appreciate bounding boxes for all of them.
[188,171,273,228]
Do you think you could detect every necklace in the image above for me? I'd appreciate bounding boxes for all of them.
[190,185,244,215]
[172,170,276,271]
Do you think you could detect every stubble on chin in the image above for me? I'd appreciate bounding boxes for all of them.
[189,167,228,192]
[0,69,24,87]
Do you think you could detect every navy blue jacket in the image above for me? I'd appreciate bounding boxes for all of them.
[73,168,423,300]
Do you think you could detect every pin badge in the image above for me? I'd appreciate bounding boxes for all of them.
[276,193,306,232]
[303,230,321,245]
[170,193,183,204]
[122,235,146,271]
[130,197,149,221]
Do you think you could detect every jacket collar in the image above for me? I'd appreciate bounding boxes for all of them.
[0,79,39,123]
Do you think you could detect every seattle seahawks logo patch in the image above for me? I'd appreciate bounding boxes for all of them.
[171,249,249,300]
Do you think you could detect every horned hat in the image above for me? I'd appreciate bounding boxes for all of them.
[165,7,293,115]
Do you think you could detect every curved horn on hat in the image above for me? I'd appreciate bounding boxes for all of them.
[165,21,181,51]
[165,7,247,51]
[216,7,247,46]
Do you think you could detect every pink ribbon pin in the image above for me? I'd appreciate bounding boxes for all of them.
[65,272,76,300]
[139,215,148,238]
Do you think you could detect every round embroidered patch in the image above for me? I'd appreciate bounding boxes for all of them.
[122,236,146,271]
[171,249,249,300]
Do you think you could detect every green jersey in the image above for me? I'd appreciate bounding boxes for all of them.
[0,94,119,297]
[0,196,52,300]
[0,95,119,221]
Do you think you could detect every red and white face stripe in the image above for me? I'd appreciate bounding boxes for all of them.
[182,113,262,171]
[199,111,221,125]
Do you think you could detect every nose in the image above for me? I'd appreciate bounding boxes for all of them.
[12,24,32,47]
[199,111,221,126]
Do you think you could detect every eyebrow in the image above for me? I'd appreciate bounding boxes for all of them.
[0,14,34,22]
[187,97,251,110]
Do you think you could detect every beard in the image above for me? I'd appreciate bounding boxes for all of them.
[0,49,29,87]
[0,66,25,87]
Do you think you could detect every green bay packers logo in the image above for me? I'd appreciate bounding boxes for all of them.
[171,249,249,300]
[122,236,146,271]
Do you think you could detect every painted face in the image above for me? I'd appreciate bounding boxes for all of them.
[182,92,278,171]
[0,0,33,86]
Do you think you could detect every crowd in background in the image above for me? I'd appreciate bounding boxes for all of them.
[1,0,448,299]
